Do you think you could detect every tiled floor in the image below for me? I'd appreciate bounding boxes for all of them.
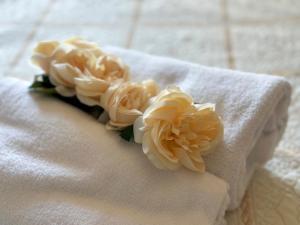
[1,0,300,224]
[1,0,300,79]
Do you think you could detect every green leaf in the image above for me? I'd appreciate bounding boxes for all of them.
[42,75,55,88]
[29,87,57,95]
[29,74,56,94]
[119,125,134,142]
[56,95,104,119]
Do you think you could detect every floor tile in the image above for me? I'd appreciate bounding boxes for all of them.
[278,74,300,152]
[44,0,135,25]
[228,0,300,22]
[0,0,50,23]
[131,24,228,68]
[231,22,300,75]
[140,0,222,24]
[10,24,130,81]
[0,24,34,78]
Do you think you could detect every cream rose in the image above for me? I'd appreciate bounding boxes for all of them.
[133,87,223,172]
[48,49,97,96]
[31,38,103,96]
[32,37,130,100]
[100,80,159,129]
[64,37,103,57]
[31,37,102,74]
[31,40,60,74]
[88,54,130,81]
[74,54,130,106]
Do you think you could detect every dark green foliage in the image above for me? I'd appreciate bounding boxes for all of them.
[119,125,134,142]
[29,74,56,94]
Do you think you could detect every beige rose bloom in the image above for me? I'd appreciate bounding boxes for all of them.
[74,54,130,106]
[100,80,159,129]
[32,38,130,99]
[31,40,60,74]
[31,38,103,96]
[31,37,102,74]
[133,87,223,172]
[48,49,96,96]
[64,37,103,57]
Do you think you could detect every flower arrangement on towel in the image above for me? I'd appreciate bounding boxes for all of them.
[30,37,223,173]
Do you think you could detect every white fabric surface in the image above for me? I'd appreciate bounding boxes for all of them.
[0,78,229,225]
[104,47,292,209]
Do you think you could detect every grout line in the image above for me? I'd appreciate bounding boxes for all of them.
[221,0,235,69]
[2,15,300,28]
[229,17,300,26]
[139,16,300,27]
[9,0,56,70]
[125,0,142,48]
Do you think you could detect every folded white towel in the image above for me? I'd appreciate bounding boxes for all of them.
[0,78,229,225]
[104,47,292,209]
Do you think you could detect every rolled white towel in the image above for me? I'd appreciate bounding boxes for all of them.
[0,78,229,225]
[104,47,292,209]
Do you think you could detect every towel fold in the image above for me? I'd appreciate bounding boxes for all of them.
[104,47,292,209]
[0,78,229,225]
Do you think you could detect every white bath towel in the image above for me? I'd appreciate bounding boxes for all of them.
[0,78,229,225]
[104,47,292,209]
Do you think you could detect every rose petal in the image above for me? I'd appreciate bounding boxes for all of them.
[76,94,100,106]
[142,79,160,97]
[34,40,59,56]
[75,76,109,97]
[143,131,179,170]
[51,62,82,86]
[31,54,50,73]
[177,149,205,172]
[55,85,76,97]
